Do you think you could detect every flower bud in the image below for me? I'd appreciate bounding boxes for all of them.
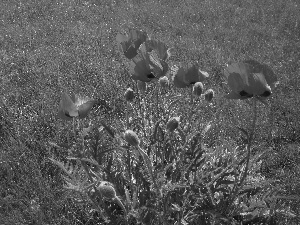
[159,76,169,88]
[124,88,134,102]
[204,89,214,102]
[97,182,116,199]
[124,130,140,146]
[193,82,204,96]
[137,80,147,94]
[166,117,180,132]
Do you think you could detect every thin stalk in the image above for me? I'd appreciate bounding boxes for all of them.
[229,98,258,206]
[126,147,133,198]
[134,81,147,139]
[185,86,195,134]
[238,98,257,186]
[126,101,129,129]
[72,117,76,138]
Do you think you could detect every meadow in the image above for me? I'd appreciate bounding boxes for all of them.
[0,0,300,224]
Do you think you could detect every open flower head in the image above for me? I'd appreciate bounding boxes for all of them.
[129,44,167,82]
[116,28,147,59]
[145,39,171,61]
[173,63,209,88]
[223,60,278,100]
[58,92,96,120]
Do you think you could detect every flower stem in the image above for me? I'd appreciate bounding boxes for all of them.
[239,98,257,186]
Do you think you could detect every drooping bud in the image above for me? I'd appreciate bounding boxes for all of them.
[166,117,180,132]
[97,182,116,199]
[204,89,214,102]
[193,82,204,96]
[159,76,169,88]
[124,88,134,102]
[137,80,147,94]
[124,130,140,146]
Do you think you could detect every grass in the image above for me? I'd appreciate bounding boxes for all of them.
[0,0,300,224]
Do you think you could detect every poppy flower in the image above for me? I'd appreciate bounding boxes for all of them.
[172,63,209,88]
[145,39,171,61]
[129,44,168,82]
[223,60,278,100]
[116,28,148,59]
[58,92,96,120]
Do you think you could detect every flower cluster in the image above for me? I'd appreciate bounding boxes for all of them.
[223,60,278,100]
[57,29,278,123]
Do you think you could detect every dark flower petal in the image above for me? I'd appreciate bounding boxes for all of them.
[147,73,156,79]
[64,112,73,118]
[260,90,271,97]
[239,90,253,98]
[116,29,148,59]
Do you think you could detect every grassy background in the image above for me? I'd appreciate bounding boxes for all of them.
[1,0,300,224]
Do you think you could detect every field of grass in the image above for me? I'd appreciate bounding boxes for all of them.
[1,0,300,224]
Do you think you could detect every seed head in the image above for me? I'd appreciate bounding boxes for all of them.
[124,88,134,102]
[166,117,180,132]
[159,76,169,88]
[204,89,214,102]
[124,130,140,146]
[97,182,116,199]
[193,82,204,96]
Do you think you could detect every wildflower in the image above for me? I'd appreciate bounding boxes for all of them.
[124,88,134,102]
[145,39,171,61]
[129,44,168,82]
[193,82,204,96]
[137,80,147,94]
[223,60,278,100]
[116,28,147,59]
[166,117,180,132]
[204,89,214,102]
[129,44,156,82]
[124,130,140,146]
[159,76,169,88]
[173,63,209,88]
[58,92,96,120]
